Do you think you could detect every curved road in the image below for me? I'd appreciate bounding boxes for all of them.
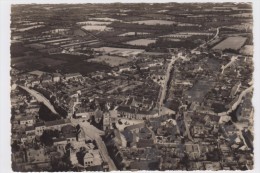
[192,27,220,51]
[18,85,58,114]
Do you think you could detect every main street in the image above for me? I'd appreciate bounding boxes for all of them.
[71,118,117,171]
[18,85,58,114]
[158,54,179,116]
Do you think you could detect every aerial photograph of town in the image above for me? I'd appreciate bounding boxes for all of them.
[10,2,254,171]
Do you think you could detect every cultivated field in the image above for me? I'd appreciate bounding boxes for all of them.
[125,38,156,46]
[118,32,150,37]
[81,26,112,31]
[212,36,247,51]
[127,20,176,25]
[93,47,145,56]
[77,21,112,25]
[87,55,131,67]
[88,17,120,22]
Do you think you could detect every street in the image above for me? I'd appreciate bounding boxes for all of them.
[18,85,58,114]
[158,55,179,116]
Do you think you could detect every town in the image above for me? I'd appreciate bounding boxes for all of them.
[10,3,254,171]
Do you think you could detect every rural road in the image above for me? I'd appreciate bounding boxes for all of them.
[192,27,220,51]
[18,85,58,114]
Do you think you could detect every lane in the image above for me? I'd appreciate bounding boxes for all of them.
[192,27,220,51]
[18,85,58,114]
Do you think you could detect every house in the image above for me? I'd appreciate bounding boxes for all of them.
[230,82,241,98]
[69,148,78,165]
[53,73,62,82]
[83,150,103,168]
[20,115,35,126]
[41,75,53,83]
[94,110,103,123]
[103,110,118,130]
[53,138,67,146]
[25,125,35,135]
[12,151,26,164]
[25,105,40,114]
[64,73,82,81]
[117,106,136,119]
[26,148,50,163]
[31,79,40,87]
[136,109,159,120]
[118,65,131,72]
[64,133,77,142]
[136,126,156,148]
[21,134,28,143]
[45,119,71,131]
[35,122,46,136]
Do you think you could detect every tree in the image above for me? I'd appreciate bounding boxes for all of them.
[11,141,20,152]
[40,131,54,146]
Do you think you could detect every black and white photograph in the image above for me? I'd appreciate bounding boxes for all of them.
[0,0,259,172]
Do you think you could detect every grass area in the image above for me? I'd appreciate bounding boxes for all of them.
[212,36,247,51]
[87,55,131,67]
[12,53,112,75]
[11,43,35,58]
[125,38,156,46]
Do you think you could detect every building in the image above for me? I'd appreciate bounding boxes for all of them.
[45,119,72,131]
[20,115,35,126]
[53,73,62,82]
[103,110,118,130]
[35,122,46,136]
[64,73,82,81]
[83,150,103,168]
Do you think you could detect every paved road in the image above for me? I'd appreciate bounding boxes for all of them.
[158,55,179,116]
[71,119,117,171]
[18,85,58,114]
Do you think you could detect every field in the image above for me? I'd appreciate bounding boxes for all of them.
[77,21,112,25]
[125,38,156,46]
[12,56,67,70]
[212,36,247,51]
[87,55,131,67]
[12,53,111,75]
[88,17,120,21]
[118,32,150,37]
[81,26,112,31]
[240,45,253,56]
[93,47,145,56]
[127,20,175,25]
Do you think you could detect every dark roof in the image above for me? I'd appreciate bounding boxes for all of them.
[35,122,45,127]
[53,138,67,143]
[45,119,71,127]
[25,126,35,131]
[129,160,159,170]
[64,73,82,78]
[117,106,136,114]
[124,123,145,131]
[64,133,76,139]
